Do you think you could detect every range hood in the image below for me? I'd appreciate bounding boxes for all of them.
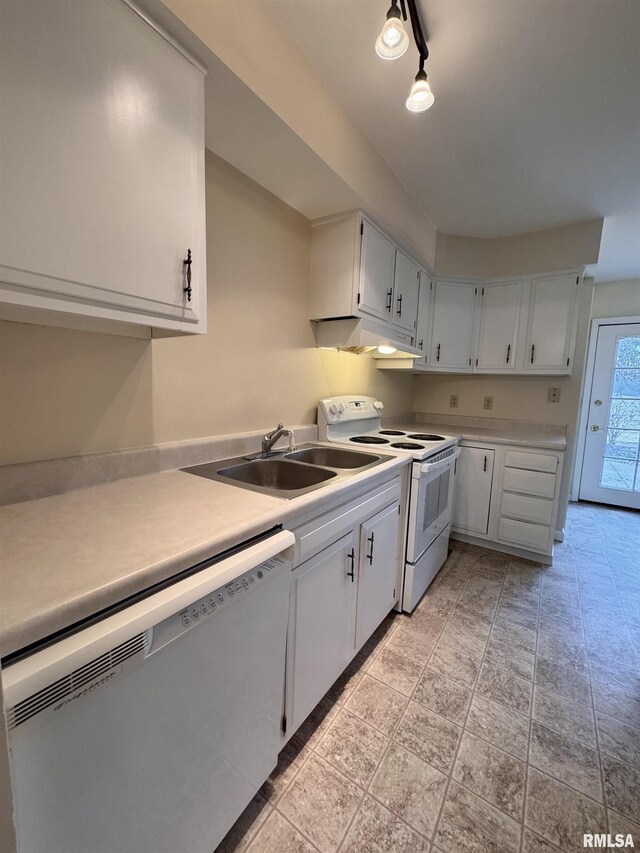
[313,318,421,358]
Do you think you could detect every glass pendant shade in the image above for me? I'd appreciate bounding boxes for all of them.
[406,71,434,112]
[375,16,409,60]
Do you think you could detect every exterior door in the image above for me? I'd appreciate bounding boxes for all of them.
[356,503,400,648]
[579,322,640,509]
[453,447,495,535]
[359,220,396,322]
[286,533,357,735]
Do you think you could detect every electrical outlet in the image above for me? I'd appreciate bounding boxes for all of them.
[548,387,561,403]
[450,394,459,408]
[483,396,493,410]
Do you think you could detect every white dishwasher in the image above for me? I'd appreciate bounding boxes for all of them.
[3,528,294,853]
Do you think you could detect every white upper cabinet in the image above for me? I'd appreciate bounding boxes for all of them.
[0,0,206,336]
[414,272,432,368]
[429,280,477,371]
[359,220,397,322]
[475,280,524,371]
[524,273,581,373]
[393,250,420,333]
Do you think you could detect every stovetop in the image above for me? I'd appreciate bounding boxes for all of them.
[318,396,460,461]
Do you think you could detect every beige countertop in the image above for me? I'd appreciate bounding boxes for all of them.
[391,417,567,451]
[0,452,408,658]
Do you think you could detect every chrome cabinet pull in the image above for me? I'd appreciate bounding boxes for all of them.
[347,548,355,581]
[506,343,511,363]
[386,289,393,312]
[367,533,375,565]
[183,249,193,302]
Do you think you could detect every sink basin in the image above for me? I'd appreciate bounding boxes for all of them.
[213,459,336,492]
[286,447,381,469]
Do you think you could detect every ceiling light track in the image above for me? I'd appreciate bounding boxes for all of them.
[375,0,434,112]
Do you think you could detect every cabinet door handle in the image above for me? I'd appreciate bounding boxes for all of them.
[436,343,441,362]
[386,289,393,312]
[506,343,511,363]
[483,455,487,472]
[530,344,535,364]
[367,532,375,565]
[396,294,403,317]
[418,339,424,350]
[347,548,355,582]
[183,248,193,302]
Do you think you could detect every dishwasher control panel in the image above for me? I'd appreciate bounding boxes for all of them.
[149,557,285,654]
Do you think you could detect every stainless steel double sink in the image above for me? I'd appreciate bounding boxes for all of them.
[182,444,386,498]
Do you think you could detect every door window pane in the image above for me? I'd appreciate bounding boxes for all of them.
[615,336,640,368]
[612,368,640,398]
[605,429,639,460]
[600,458,635,490]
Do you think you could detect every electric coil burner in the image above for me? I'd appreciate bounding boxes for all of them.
[408,434,447,441]
[349,436,390,444]
[391,442,424,450]
[379,430,407,436]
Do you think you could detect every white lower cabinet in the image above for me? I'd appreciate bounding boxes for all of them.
[451,442,564,563]
[356,503,400,648]
[285,479,403,739]
[286,532,358,736]
[453,447,495,536]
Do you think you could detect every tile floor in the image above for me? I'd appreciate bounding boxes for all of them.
[216,503,640,853]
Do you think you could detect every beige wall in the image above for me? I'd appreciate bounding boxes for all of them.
[591,278,640,318]
[0,155,413,466]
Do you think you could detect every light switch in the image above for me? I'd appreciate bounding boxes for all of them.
[483,396,493,410]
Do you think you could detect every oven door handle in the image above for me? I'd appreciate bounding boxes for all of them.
[418,448,460,476]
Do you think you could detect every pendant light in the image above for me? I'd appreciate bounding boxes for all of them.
[375,0,434,113]
[375,3,409,60]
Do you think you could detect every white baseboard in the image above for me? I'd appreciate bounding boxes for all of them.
[554,528,565,542]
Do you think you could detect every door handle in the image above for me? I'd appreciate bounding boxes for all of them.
[590,425,606,432]
[367,533,375,565]
[386,289,393,312]
[594,399,602,406]
[347,548,355,582]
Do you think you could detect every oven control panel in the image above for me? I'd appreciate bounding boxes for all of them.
[319,396,384,424]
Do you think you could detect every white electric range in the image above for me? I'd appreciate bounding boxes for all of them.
[318,396,461,612]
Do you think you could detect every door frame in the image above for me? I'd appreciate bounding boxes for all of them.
[572,315,640,501]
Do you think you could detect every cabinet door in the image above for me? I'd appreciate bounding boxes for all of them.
[359,220,396,322]
[0,0,206,332]
[287,533,357,735]
[453,447,495,535]
[476,281,523,371]
[430,281,476,371]
[414,273,432,368]
[393,250,420,333]
[356,503,400,648]
[524,274,580,372]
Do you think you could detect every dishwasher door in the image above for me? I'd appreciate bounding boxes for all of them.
[4,530,294,853]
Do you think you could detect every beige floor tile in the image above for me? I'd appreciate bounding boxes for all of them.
[529,721,603,801]
[367,647,424,696]
[395,700,462,773]
[435,780,521,853]
[345,674,408,736]
[484,636,535,681]
[263,738,312,803]
[592,679,640,729]
[466,693,530,760]
[606,810,640,844]
[438,609,491,658]
[370,742,447,838]
[452,731,526,820]
[428,642,481,687]
[340,795,429,853]
[315,708,387,788]
[325,663,363,707]
[602,755,640,822]
[384,621,437,665]
[413,668,473,724]
[522,828,563,852]
[246,811,316,853]
[534,657,591,705]
[293,698,339,751]
[277,755,361,853]
[532,687,596,748]
[476,661,533,715]
[597,712,640,767]
[525,767,606,851]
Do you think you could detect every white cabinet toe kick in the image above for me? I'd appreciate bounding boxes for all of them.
[452,441,564,565]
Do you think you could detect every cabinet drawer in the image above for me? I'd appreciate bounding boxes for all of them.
[500,492,554,525]
[498,517,551,553]
[504,450,558,473]
[503,467,556,499]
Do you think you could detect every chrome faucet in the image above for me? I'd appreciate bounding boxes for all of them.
[262,423,296,456]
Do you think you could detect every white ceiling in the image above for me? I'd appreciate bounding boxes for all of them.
[269,0,640,282]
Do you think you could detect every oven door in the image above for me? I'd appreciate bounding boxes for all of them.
[407,449,460,563]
